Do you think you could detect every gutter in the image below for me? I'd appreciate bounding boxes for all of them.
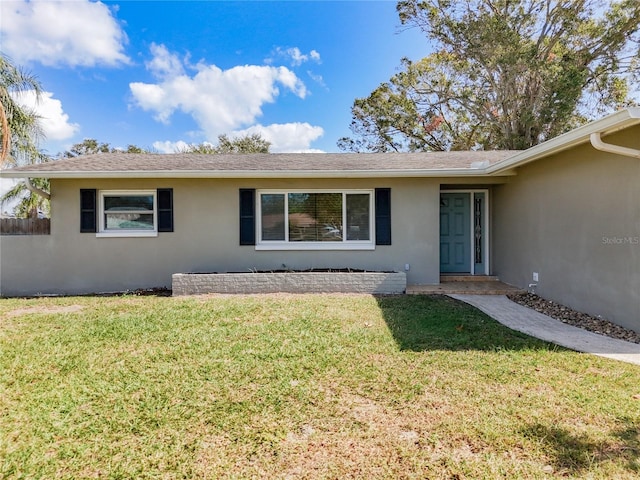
[589,132,640,159]
[25,178,51,200]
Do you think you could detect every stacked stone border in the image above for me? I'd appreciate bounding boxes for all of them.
[172,271,406,295]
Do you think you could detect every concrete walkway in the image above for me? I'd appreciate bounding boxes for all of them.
[450,294,640,366]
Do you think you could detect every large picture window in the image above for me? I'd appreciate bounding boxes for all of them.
[98,190,158,237]
[257,190,373,250]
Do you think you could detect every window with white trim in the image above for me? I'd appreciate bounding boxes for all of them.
[98,190,158,237]
[257,190,374,250]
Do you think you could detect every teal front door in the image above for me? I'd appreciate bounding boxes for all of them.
[440,193,471,273]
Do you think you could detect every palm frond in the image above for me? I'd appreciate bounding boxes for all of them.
[0,54,44,167]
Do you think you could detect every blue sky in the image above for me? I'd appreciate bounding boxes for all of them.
[1,0,430,155]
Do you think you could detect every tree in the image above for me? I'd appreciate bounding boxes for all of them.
[122,144,148,154]
[339,0,640,152]
[63,138,111,157]
[62,139,150,157]
[182,133,271,154]
[0,54,43,166]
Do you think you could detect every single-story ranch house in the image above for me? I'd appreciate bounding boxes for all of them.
[1,109,639,332]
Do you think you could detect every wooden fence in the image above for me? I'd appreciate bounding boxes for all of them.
[0,218,50,235]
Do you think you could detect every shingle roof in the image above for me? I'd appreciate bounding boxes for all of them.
[0,151,519,179]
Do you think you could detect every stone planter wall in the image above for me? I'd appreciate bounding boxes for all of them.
[172,271,406,295]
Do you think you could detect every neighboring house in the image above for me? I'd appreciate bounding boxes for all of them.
[1,108,639,332]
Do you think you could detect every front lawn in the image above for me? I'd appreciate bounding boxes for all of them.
[1,294,638,479]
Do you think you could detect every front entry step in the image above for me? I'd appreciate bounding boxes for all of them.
[408,277,524,295]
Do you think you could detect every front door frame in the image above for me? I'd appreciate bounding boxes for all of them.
[440,189,490,276]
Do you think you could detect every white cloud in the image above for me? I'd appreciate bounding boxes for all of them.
[130,44,309,138]
[232,123,324,153]
[288,47,307,66]
[12,90,79,141]
[0,0,129,67]
[152,140,190,154]
[307,71,326,88]
[266,47,322,67]
[146,43,185,79]
[155,123,324,154]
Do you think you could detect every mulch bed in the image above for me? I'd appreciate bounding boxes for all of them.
[508,292,640,344]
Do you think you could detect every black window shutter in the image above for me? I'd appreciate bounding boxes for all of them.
[375,188,391,245]
[239,189,256,245]
[80,189,97,233]
[157,188,174,232]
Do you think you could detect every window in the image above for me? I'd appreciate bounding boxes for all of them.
[256,190,374,250]
[81,189,173,235]
[98,190,157,237]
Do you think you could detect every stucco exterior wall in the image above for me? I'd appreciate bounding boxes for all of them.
[0,177,441,295]
[493,128,640,332]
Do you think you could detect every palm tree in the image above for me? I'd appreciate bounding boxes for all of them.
[1,175,49,218]
[0,55,49,218]
[0,54,43,167]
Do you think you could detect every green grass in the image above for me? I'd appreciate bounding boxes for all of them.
[1,293,639,479]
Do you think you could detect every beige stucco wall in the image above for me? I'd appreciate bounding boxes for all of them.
[493,128,640,332]
[0,177,442,296]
